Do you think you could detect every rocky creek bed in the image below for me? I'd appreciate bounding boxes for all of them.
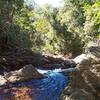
[0,46,100,100]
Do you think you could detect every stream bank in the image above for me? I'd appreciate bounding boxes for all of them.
[0,46,100,100]
[60,46,100,100]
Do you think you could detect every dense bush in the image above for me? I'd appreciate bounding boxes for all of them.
[0,0,99,56]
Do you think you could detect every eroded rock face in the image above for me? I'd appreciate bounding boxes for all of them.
[0,75,7,86]
[0,49,76,71]
[61,46,100,100]
[65,89,95,100]
[0,64,43,85]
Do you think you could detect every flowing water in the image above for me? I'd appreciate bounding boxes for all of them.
[0,71,70,100]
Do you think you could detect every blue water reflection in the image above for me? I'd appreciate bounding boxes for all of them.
[0,72,70,100]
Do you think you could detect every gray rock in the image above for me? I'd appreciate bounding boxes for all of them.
[85,46,100,59]
[61,46,100,100]
[0,75,7,86]
[65,89,95,100]
[4,64,43,83]
[73,54,90,64]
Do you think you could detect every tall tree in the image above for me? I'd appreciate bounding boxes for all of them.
[0,0,24,50]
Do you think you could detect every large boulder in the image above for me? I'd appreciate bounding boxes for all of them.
[61,46,100,100]
[0,64,43,85]
[4,64,43,83]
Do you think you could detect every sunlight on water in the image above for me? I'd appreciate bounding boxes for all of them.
[0,72,70,100]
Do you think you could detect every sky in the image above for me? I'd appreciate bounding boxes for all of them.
[26,0,64,7]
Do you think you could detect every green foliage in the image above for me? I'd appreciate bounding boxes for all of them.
[84,1,100,37]
[0,0,24,50]
[0,0,99,56]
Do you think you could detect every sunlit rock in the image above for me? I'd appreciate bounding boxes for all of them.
[73,54,91,64]
[4,64,43,83]
[86,46,100,63]
[61,46,100,100]
[0,75,7,86]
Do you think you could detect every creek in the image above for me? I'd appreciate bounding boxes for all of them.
[0,68,77,100]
